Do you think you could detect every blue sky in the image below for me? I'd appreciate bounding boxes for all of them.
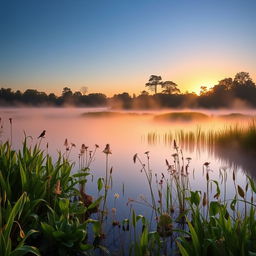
[0,0,256,95]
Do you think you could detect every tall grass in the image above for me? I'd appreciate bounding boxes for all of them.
[146,120,256,153]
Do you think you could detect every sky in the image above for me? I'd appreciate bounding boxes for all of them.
[0,0,256,96]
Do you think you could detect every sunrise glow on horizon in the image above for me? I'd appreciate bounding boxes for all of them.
[0,0,256,96]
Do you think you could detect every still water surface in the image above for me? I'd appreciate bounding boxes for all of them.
[0,107,255,225]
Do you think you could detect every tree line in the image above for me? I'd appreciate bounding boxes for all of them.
[0,72,255,109]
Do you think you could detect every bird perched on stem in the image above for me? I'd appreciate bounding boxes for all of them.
[38,130,46,139]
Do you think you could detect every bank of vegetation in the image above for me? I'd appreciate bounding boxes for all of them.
[1,72,256,109]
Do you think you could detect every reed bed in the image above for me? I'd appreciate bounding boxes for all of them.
[146,121,256,153]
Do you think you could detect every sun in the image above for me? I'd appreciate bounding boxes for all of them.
[188,79,217,95]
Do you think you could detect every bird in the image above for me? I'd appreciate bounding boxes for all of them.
[38,130,46,139]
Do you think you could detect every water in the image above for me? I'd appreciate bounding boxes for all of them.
[0,107,255,252]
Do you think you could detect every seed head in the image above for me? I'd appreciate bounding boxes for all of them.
[103,144,112,154]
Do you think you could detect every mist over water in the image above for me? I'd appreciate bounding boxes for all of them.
[0,107,255,222]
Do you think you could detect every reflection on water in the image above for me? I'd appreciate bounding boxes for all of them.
[1,107,256,253]
[0,108,255,215]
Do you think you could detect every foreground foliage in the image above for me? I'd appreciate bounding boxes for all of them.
[1,138,256,255]
[0,139,102,256]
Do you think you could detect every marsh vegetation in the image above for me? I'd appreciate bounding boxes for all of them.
[1,108,256,255]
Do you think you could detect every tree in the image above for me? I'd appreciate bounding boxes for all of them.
[145,75,162,94]
[62,87,73,98]
[218,78,233,90]
[80,86,88,95]
[161,81,180,95]
[200,86,208,95]
[140,90,149,96]
[234,72,252,85]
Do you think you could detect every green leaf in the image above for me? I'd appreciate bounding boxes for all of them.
[87,196,102,211]
[140,227,148,248]
[209,201,221,216]
[97,178,103,192]
[230,197,237,211]
[186,218,200,255]
[189,191,201,206]
[247,176,256,193]
[41,223,54,237]
[177,241,190,256]
[4,193,27,240]
[58,198,69,213]
[10,245,41,256]
[80,244,94,251]
[132,209,136,228]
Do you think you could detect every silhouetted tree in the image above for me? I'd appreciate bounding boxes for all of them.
[145,75,162,94]
[161,81,180,94]
[200,86,208,95]
[218,78,233,90]
[140,90,149,96]
[234,72,253,85]
[62,87,73,98]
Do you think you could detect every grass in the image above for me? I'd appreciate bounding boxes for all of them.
[147,120,256,153]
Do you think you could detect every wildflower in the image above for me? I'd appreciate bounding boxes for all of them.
[114,193,120,199]
[71,143,76,147]
[95,144,99,148]
[9,118,12,124]
[186,157,192,162]
[172,153,178,158]
[54,180,62,195]
[103,144,112,154]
